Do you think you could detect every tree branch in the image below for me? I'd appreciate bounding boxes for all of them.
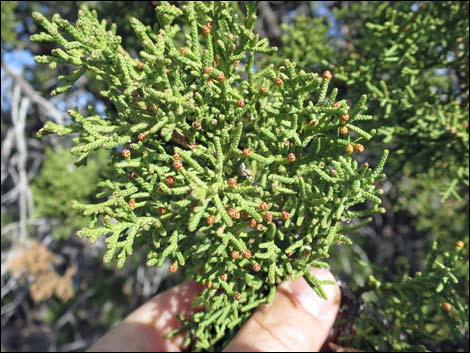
[1,62,66,124]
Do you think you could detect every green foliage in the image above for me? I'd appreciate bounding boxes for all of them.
[276,2,469,351]
[280,1,469,199]
[343,242,468,352]
[334,1,469,200]
[31,147,110,238]
[1,1,18,46]
[333,6,470,346]
[32,2,388,350]
[85,1,160,51]
[396,176,469,249]
[274,15,333,72]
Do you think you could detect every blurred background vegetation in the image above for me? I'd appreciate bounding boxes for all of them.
[1,1,468,351]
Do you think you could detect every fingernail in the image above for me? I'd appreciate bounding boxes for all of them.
[279,268,338,320]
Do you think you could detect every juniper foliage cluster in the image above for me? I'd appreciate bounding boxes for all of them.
[280,1,469,199]
[276,1,469,351]
[340,242,468,352]
[32,1,389,350]
[275,2,470,253]
[335,1,469,201]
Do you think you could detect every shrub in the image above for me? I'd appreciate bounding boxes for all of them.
[33,2,389,350]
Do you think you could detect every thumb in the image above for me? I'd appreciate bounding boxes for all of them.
[223,268,341,352]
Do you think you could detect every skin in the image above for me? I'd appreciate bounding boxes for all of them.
[89,268,341,352]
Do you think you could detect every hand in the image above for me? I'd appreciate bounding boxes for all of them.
[88,268,341,352]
